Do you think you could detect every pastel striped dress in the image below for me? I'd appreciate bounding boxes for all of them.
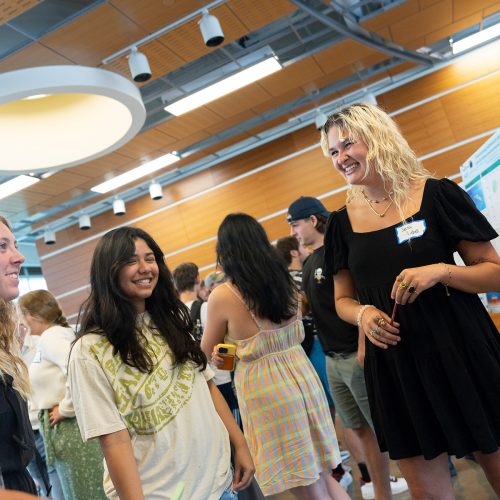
[226,285,341,495]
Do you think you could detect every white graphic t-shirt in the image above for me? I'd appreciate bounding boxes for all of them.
[69,316,232,499]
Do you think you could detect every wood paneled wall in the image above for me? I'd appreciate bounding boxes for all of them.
[37,42,500,321]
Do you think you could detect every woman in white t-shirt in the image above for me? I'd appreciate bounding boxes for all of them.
[68,226,254,500]
[19,289,106,500]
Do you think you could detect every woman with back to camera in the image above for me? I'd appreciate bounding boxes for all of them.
[321,103,500,498]
[201,213,349,500]
[18,289,106,500]
[0,215,37,495]
[68,226,254,500]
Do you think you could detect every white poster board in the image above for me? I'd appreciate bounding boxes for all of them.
[460,130,500,312]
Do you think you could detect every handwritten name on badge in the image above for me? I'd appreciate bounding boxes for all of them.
[396,219,426,244]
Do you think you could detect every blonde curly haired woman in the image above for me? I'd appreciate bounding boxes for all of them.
[321,103,500,498]
[0,215,37,494]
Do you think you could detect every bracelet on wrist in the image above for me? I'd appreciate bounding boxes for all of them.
[439,262,452,297]
[356,304,374,327]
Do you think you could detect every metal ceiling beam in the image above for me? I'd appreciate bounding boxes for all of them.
[290,0,438,66]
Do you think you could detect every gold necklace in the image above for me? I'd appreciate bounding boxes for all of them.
[361,189,393,203]
[362,191,394,217]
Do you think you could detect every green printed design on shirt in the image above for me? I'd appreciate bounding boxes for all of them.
[88,328,196,435]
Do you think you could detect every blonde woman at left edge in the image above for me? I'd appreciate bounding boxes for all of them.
[0,215,37,494]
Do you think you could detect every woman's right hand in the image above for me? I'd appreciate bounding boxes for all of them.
[361,307,400,349]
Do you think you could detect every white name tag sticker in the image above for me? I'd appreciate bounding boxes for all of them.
[395,219,427,244]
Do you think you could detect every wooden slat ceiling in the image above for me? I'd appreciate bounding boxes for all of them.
[0,0,36,24]
[0,0,498,232]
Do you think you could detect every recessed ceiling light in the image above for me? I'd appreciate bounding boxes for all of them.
[0,175,40,201]
[0,66,146,174]
[91,153,180,194]
[164,57,282,116]
[452,23,500,54]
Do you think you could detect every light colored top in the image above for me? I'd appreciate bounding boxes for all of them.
[28,324,75,418]
[68,315,232,500]
[21,334,41,429]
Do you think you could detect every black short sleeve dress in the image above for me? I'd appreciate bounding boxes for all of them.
[324,178,500,460]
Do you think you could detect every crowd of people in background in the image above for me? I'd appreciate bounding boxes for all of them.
[1,104,499,500]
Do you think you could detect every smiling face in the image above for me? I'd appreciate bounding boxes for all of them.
[118,238,159,313]
[0,221,25,301]
[327,126,370,186]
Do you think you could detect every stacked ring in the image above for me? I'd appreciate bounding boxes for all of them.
[376,318,386,327]
[370,328,377,337]
[399,281,409,289]
[408,285,417,294]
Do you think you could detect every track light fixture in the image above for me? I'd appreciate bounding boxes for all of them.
[78,214,91,230]
[128,47,151,82]
[44,228,56,245]
[314,111,328,131]
[149,181,163,200]
[361,92,377,105]
[113,198,126,216]
[199,10,224,47]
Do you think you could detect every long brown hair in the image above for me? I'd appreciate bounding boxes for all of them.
[78,226,207,373]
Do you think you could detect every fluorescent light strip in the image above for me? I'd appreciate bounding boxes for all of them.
[0,175,39,200]
[91,153,180,194]
[452,23,500,54]
[164,57,282,116]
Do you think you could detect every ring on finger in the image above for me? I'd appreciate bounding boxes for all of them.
[408,285,417,294]
[376,317,386,327]
[396,275,404,282]
[370,328,377,337]
[399,281,409,289]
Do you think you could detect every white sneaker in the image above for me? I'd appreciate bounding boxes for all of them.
[339,471,353,491]
[389,476,408,495]
[360,476,408,499]
[360,481,375,500]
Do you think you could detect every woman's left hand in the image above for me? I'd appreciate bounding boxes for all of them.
[211,349,224,368]
[391,264,446,305]
[231,442,255,491]
[49,405,66,427]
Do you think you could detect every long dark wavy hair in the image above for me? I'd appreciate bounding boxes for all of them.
[216,213,297,323]
[77,226,206,373]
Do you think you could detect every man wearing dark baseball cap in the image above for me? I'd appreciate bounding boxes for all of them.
[286,196,408,499]
[287,196,330,223]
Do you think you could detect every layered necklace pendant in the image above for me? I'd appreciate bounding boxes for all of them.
[362,190,394,217]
